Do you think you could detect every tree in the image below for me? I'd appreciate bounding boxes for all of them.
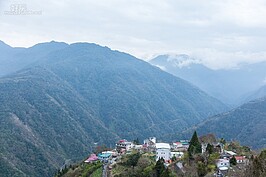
[188,131,202,155]
[220,138,226,145]
[171,155,177,162]
[161,168,171,177]
[197,161,207,177]
[154,158,165,177]
[133,138,140,145]
[206,143,214,155]
[126,152,141,168]
[230,155,237,166]
[245,149,266,177]
[94,144,111,154]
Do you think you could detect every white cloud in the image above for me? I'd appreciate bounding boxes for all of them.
[0,0,266,69]
[191,49,266,70]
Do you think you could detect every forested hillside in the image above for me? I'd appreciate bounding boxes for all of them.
[0,42,228,176]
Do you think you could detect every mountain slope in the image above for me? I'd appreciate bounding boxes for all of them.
[150,54,266,105]
[0,42,228,176]
[0,67,118,176]
[188,97,266,149]
[243,85,266,103]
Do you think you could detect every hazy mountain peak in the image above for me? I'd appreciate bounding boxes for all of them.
[29,40,69,50]
[151,54,201,69]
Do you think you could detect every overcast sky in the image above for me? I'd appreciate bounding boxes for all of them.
[1,0,266,69]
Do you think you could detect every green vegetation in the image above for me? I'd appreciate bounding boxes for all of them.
[112,152,157,177]
[90,167,102,177]
[125,152,141,168]
[245,149,266,177]
[188,131,202,155]
[55,161,102,177]
[206,143,214,154]
[230,155,237,166]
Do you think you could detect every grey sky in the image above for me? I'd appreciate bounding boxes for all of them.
[1,0,266,69]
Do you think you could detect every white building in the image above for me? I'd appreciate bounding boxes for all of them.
[216,158,230,171]
[144,137,156,144]
[170,151,184,159]
[116,139,133,152]
[156,143,171,161]
[224,150,237,156]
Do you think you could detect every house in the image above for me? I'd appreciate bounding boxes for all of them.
[235,156,247,164]
[143,137,156,152]
[201,142,224,154]
[180,140,189,149]
[201,143,208,153]
[97,152,112,162]
[170,151,184,159]
[144,137,156,144]
[84,154,98,163]
[224,150,237,156]
[116,139,133,152]
[216,158,230,171]
[156,143,171,162]
[102,150,118,157]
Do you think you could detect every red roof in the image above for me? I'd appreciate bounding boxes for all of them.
[84,154,98,162]
[235,156,245,160]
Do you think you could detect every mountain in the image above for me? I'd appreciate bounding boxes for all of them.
[0,41,228,176]
[242,85,266,103]
[185,97,266,149]
[149,54,266,105]
[0,40,68,77]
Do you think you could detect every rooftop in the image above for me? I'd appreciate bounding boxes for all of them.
[156,143,170,149]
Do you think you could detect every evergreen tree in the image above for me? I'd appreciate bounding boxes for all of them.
[206,143,214,154]
[133,138,140,145]
[230,155,237,166]
[154,158,165,177]
[188,131,202,155]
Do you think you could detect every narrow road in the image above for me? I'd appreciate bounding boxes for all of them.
[102,161,108,177]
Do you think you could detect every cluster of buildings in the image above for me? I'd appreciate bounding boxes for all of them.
[84,150,118,163]
[115,137,189,163]
[216,150,248,171]
[84,137,189,164]
[84,136,249,175]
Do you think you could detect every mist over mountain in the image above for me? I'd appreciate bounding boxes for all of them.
[150,54,266,105]
[0,41,228,176]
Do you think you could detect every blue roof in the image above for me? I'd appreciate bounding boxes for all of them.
[98,153,111,158]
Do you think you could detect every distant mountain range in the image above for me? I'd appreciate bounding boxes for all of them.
[0,41,228,176]
[149,54,266,105]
